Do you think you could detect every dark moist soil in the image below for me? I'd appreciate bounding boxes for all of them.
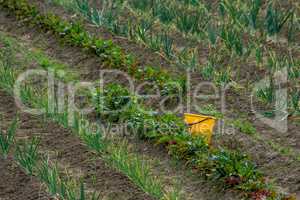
[0,156,53,200]
[0,89,154,200]
[0,3,300,197]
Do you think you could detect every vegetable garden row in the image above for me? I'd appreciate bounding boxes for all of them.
[0,0,299,200]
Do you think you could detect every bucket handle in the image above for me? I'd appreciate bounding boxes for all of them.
[186,118,211,127]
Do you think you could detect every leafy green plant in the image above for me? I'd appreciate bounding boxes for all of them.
[135,17,154,44]
[219,1,239,24]
[0,4,291,198]
[178,0,200,6]
[15,137,40,175]
[93,83,133,122]
[211,150,262,184]
[158,133,209,160]
[153,4,175,24]
[232,119,257,135]
[197,104,224,119]
[0,118,18,158]
[74,0,89,17]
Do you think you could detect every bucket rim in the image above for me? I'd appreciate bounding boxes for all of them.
[184,113,216,120]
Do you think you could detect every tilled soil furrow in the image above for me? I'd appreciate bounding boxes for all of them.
[0,89,154,200]
[0,156,53,200]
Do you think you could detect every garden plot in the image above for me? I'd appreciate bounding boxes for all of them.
[0,0,299,199]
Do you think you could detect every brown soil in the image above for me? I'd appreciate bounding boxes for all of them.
[0,156,53,200]
[0,88,154,200]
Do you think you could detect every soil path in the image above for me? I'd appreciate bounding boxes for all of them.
[0,156,53,200]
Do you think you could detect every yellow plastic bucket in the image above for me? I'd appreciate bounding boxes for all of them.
[184,113,216,145]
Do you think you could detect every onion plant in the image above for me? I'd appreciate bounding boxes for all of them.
[247,0,262,30]
[201,61,214,81]
[15,137,40,175]
[152,2,175,25]
[0,51,15,91]
[220,25,244,56]
[105,142,164,199]
[290,90,300,115]
[128,0,152,12]
[148,34,161,51]
[37,157,60,195]
[207,23,218,46]
[160,33,174,59]
[176,11,200,35]
[0,118,18,158]
[265,3,294,36]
